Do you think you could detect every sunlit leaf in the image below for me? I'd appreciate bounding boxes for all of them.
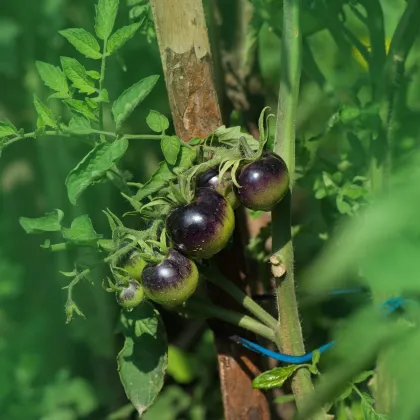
[107,23,141,54]
[146,110,169,133]
[61,56,96,95]
[35,61,69,98]
[112,75,159,130]
[65,138,128,205]
[253,365,303,390]
[62,215,102,244]
[59,28,102,59]
[161,136,180,165]
[33,94,57,128]
[95,0,119,40]
[19,209,64,234]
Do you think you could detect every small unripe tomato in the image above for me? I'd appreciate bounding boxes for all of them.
[117,243,147,281]
[196,168,240,210]
[235,151,289,211]
[116,280,145,310]
[166,189,235,259]
[142,249,199,307]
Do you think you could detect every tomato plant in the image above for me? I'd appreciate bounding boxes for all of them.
[2,0,420,419]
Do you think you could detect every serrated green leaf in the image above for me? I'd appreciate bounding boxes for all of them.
[95,0,119,40]
[67,113,92,135]
[161,136,180,165]
[91,88,109,103]
[252,365,303,390]
[107,23,141,54]
[353,370,374,384]
[19,209,64,234]
[33,94,57,128]
[0,120,18,138]
[112,75,159,130]
[86,70,101,79]
[335,384,353,402]
[62,214,102,244]
[61,56,96,95]
[59,28,102,59]
[135,145,196,201]
[146,110,169,133]
[63,99,98,121]
[65,138,128,205]
[118,302,168,417]
[35,61,69,98]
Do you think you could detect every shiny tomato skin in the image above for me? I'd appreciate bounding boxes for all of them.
[141,249,199,307]
[235,151,289,211]
[166,189,235,259]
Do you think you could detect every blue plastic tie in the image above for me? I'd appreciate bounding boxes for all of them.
[232,296,406,364]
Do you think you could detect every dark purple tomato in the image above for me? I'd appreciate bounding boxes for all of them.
[196,168,240,210]
[117,242,147,281]
[235,151,289,211]
[166,189,235,259]
[117,280,145,310]
[142,249,199,307]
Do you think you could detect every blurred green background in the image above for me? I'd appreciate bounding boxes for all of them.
[1,0,419,419]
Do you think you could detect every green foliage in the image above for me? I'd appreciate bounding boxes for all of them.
[65,138,128,205]
[2,0,420,418]
[35,61,70,99]
[117,302,168,417]
[60,56,96,95]
[146,109,169,133]
[112,75,160,130]
[161,135,181,165]
[95,0,119,41]
[59,28,102,60]
[107,23,142,54]
[61,215,102,245]
[253,365,306,390]
[33,94,57,129]
[19,209,64,234]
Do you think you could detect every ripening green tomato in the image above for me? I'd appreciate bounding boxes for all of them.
[116,280,145,310]
[117,244,147,281]
[235,151,289,211]
[166,189,235,259]
[142,249,199,307]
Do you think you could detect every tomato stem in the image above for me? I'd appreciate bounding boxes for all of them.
[271,0,326,417]
[201,266,277,330]
[98,37,108,133]
[184,298,276,342]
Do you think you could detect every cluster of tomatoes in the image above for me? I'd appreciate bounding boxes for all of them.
[115,151,289,310]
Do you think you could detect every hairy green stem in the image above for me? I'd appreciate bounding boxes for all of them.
[184,298,276,342]
[272,0,325,417]
[202,266,278,330]
[4,130,162,148]
[99,38,108,131]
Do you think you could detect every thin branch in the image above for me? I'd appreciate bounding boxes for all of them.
[202,266,278,330]
[184,298,276,342]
